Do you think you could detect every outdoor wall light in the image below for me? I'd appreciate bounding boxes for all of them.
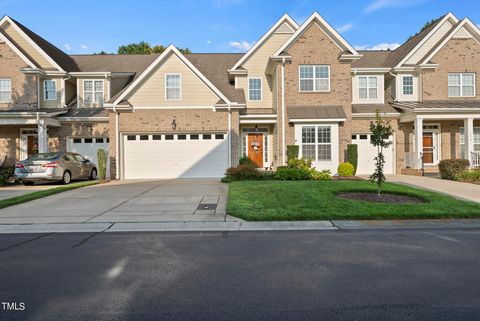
[171,118,177,130]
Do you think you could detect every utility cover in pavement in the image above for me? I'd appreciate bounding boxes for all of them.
[196,204,217,210]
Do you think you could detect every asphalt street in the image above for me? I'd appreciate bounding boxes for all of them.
[1,229,480,321]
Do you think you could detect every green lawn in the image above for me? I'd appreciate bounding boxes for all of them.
[0,181,98,210]
[227,180,480,221]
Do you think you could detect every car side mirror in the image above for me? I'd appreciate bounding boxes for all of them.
[83,159,90,163]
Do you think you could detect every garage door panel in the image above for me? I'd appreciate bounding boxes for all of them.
[123,134,228,179]
[353,134,394,175]
[67,137,110,178]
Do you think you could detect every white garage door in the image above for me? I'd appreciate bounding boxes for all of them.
[352,134,394,175]
[123,133,228,179]
[67,137,110,177]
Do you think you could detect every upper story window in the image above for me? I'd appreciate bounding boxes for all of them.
[402,76,413,95]
[44,80,57,100]
[165,74,181,100]
[448,73,475,97]
[358,76,377,99]
[0,79,12,102]
[84,80,104,104]
[299,65,330,92]
[248,77,262,101]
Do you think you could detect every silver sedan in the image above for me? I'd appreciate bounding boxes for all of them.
[14,152,98,185]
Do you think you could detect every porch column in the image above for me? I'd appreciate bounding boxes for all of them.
[464,117,474,167]
[414,117,423,169]
[37,118,48,153]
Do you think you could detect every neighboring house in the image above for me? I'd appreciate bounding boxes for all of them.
[0,12,479,179]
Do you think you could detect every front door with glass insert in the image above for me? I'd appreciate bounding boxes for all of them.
[248,134,264,168]
[422,133,434,164]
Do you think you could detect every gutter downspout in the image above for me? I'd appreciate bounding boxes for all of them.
[281,57,286,165]
[61,74,71,107]
[113,106,120,180]
[227,105,232,167]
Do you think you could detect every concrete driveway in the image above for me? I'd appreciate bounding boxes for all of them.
[0,179,237,224]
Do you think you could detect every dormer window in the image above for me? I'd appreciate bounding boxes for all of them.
[402,76,414,95]
[44,80,57,100]
[84,80,104,104]
[448,73,475,97]
[165,74,181,100]
[358,76,378,99]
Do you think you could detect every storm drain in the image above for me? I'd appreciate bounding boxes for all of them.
[196,203,217,211]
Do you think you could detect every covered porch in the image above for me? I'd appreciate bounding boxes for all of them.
[0,109,65,163]
[395,101,480,172]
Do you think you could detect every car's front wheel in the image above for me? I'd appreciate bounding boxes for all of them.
[89,168,97,180]
[62,171,71,185]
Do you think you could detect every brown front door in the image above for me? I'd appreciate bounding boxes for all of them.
[27,135,38,157]
[422,133,434,164]
[248,134,263,168]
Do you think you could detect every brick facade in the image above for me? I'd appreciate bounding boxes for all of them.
[0,43,38,110]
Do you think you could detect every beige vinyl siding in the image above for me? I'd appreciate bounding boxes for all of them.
[405,20,453,65]
[127,53,219,107]
[235,31,293,110]
[1,22,55,69]
[65,80,76,105]
[40,78,61,108]
[77,78,109,108]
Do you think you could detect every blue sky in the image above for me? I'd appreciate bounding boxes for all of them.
[1,0,479,54]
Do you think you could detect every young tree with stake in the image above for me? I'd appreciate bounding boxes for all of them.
[369,112,394,196]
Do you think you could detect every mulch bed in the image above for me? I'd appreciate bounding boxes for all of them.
[337,191,425,204]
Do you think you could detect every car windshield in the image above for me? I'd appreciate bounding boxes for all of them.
[28,153,60,161]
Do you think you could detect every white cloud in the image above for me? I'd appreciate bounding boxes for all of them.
[228,40,254,51]
[355,43,401,50]
[336,23,354,34]
[211,0,243,8]
[206,40,212,44]
[80,44,88,50]
[364,0,428,13]
[63,44,71,51]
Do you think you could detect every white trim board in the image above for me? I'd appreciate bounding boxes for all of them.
[230,14,299,71]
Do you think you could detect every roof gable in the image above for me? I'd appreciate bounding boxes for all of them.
[113,45,233,105]
[229,14,298,71]
[273,12,360,57]
[421,18,480,64]
[0,30,37,68]
[389,12,459,67]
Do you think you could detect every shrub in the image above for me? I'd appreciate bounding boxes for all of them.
[438,159,470,180]
[347,144,358,175]
[457,169,480,184]
[225,163,261,181]
[338,162,355,177]
[286,145,299,161]
[239,156,254,166]
[0,166,14,185]
[97,148,107,180]
[274,158,331,181]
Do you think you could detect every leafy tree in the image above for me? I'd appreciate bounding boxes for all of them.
[117,41,191,55]
[369,112,394,196]
[94,50,110,55]
[407,17,441,41]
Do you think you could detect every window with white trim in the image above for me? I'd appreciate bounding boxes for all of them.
[84,80,104,104]
[299,65,330,92]
[448,73,475,97]
[0,79,12,102]
[248,78,262,101]
[402,76,413,95]
[166,74,181,100]
[358,76,378,99]
[301,125,331,161]
[44,80,56,100]
[460,127,480,158]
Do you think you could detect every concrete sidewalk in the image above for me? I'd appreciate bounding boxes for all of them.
[387,174,480,203]
[0,184,58,201]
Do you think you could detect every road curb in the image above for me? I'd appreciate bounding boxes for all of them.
[2,219,480,234]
